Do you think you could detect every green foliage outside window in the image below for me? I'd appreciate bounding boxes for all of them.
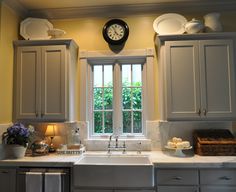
[93,81,142,134]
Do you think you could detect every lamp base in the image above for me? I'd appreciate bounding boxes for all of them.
[48,146,56,153]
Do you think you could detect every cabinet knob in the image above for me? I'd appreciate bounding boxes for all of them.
[203,109,207,116]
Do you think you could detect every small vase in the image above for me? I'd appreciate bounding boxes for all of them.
[204,12,223,32]
[5,144,27,159]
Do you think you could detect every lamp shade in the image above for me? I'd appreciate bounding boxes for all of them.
[45,124,56,136]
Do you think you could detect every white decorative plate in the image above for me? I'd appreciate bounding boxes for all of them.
[20,17,53,40]
[153,13,187,35]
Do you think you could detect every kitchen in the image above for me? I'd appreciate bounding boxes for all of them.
[0,0,236,192]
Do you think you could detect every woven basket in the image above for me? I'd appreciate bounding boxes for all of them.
[193,129,236,156]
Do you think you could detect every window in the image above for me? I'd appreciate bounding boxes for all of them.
[79,49,155,140]
[91,62,144,136]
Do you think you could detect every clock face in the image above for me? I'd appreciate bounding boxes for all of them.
[107,24,125,41]
[103,19,129,45]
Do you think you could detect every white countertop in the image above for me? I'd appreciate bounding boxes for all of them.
[0,150,235,168]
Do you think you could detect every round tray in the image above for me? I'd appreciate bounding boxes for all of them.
[165,146,192,157]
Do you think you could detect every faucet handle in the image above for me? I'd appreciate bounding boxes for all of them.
[137,142,142,154]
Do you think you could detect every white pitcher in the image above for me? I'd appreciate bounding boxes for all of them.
[204,12,222,32]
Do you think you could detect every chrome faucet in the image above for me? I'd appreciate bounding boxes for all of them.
[107,135,126,154]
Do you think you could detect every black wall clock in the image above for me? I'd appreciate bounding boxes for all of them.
[102,19,129,45]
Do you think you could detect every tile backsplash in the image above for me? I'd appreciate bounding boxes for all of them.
[0,121,234,151]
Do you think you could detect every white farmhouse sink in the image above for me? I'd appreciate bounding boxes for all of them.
[77,154,152,165]
[73,154,154,188]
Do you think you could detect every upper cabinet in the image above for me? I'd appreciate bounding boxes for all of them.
[13,39,78,122]
[157,33,236,121]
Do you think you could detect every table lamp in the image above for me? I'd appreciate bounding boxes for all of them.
[45,124,56,152]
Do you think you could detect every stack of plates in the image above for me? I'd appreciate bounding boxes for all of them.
[20,17,66,40]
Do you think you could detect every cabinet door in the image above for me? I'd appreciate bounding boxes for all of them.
[199,40,236,119]
[157,186,198,192]
[0,168,16,192]
[165,41,201,120]
[201,186,236,192]
[41,45,66,120]
[15,46,41,120]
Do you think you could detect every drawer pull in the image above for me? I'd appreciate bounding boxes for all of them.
[1,171,9,174]
[219,176,232,180]
[172,176,182,180]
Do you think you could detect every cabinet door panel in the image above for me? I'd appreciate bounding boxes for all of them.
[158,186,198,192]
[74,190,112,192]
[0,168,16,192]
[201,186,236,192]
[200,169,236,185]
[41,45,66,120]
[15,46,41,119]
[165,41,201,120]
[156,169,198,185]
[199,40,235,118]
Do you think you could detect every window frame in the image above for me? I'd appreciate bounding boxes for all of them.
[79,49,155,140]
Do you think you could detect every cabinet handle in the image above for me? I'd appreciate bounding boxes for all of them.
[36,113,39,117]
[172,176,182,180]
[197,108,201,116]
[219,176,231,180]
[1,171,9,174]
[203,109,207,116]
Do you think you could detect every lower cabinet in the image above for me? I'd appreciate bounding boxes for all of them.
[74,190,154,192]
[157,186,198,192]
[201,186,236,192]
[156,168,236,192]
[0,168,16,192]
[200,169,236,192]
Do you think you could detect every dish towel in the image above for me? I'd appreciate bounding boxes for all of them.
[26,172,43,192]
[45,172,62,192]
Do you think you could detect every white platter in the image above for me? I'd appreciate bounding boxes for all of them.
[20,17,53,40]
[153,13,187,35]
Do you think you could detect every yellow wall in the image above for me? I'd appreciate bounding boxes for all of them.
[0,3,20,123]
[51,11,236,120]
[1,5,236,122]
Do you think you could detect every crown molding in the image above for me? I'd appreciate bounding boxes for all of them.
[2,0,236,19]
[2,0,27,17]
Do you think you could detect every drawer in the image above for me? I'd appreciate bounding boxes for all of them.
[157,186,199,192]
[200,169,236,185]
[201,186,236,192]
[156,169,199,185]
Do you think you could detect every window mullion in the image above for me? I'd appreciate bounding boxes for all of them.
[113,63,122,135]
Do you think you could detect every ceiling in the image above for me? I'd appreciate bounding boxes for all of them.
[3,0,236,19]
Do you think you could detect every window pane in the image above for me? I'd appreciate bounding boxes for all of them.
[133,111,142,133]
[122,65,131,86]
[104,65,113,87]
[104,88,113,109]
[104,111,113,133]
[133,88,142,109]
[94,88,103,110]
[123,111,131,133]
[94,65,103,87]
[94,111,103,133]
[132,64,142,86]
[122,88,131,109]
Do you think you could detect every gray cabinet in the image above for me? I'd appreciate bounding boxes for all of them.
[13,39,78,121]
[158,34,236,120]
[200,169,236,192]
[0,168,16,192]
[156,168,199,192]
